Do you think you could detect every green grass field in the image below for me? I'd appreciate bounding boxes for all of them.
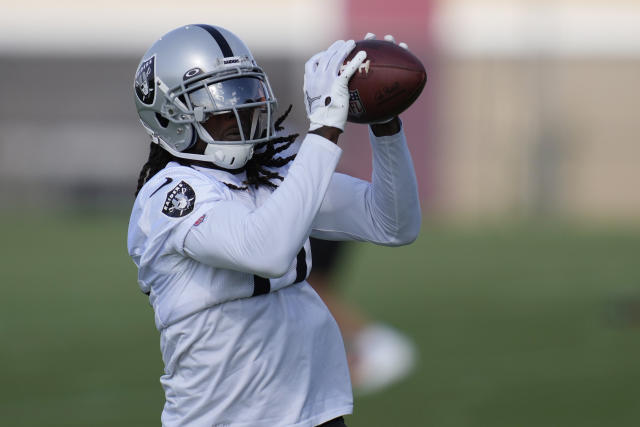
[2,213,640,426]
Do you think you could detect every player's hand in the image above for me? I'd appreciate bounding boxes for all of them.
[304,40,367,132]
[364,32,409,50]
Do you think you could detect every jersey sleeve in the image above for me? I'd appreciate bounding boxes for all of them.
[310,126,422,245]
[182,134,342,278]
[127,164,230,294]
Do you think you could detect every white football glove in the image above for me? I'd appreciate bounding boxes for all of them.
[304,40,367,132]
[364,32,409,50]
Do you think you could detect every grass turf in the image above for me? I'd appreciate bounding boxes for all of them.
[1,214,639,426]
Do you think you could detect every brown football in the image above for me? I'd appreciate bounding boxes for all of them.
[344,39,427,124]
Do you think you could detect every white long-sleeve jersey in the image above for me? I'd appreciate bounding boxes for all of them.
[127,128,421,427]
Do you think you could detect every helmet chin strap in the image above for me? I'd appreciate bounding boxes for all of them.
[203,143,254,169]
[192,111,261,169]
[154,134,254,169]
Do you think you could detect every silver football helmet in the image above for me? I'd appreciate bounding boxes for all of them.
[134,24,278,169]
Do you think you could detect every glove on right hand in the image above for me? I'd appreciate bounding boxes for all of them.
[304,40,367,132]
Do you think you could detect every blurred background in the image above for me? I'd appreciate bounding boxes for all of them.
[1,0,639,426]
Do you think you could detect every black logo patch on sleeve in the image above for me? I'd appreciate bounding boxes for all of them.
[134,56,156,105]
[162,181,196,218]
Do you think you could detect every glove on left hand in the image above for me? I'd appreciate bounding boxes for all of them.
[304,40,367,132]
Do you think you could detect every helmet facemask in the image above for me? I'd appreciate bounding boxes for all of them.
[157,67,277,169]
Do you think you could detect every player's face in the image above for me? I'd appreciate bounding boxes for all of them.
[201,112,239,141]
[191,77,269,143]
[201,109,259,142]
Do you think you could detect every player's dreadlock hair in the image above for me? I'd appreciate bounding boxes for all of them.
[134,105,298,196]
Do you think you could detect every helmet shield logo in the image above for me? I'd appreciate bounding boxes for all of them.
[135,56,156,105]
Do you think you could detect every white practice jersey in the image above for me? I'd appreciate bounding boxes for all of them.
[127,130,421,427]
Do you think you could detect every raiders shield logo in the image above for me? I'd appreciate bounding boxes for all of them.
[162,181,196,218]
[135,56,156,105]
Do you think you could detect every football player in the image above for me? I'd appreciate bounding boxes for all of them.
[128,24,421,427]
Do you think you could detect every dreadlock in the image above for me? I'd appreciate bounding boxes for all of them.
[134,105,298,196]
[134,141,173,196]
[244,105,298,189]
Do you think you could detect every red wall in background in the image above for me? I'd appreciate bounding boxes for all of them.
[340,0,437,206]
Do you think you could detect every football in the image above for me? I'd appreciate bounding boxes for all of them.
[343,39,427,124]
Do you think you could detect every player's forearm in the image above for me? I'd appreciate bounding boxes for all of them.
[370,116,402,137]
[184,134,341,277]
[309,126,341,144]
[367,126,421,245]
[310,127,420,245]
